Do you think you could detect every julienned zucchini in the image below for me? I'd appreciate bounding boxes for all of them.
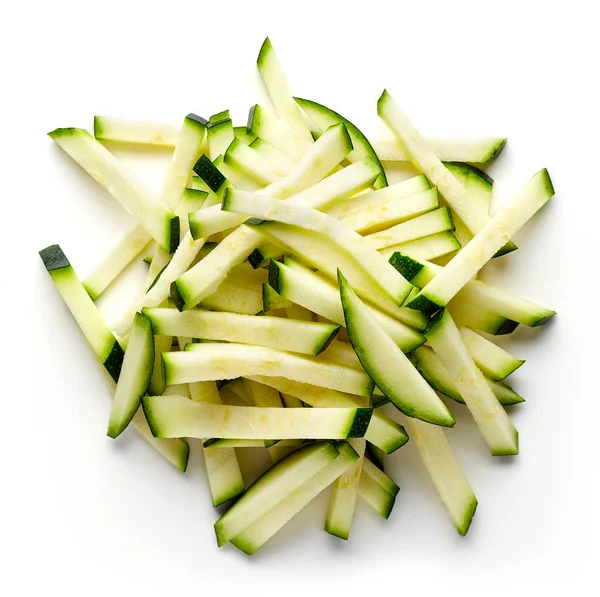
[163,343,374,397]
[40,245,124,382]
[143,307,340,355]
[294,97,387,189]
[107,312,154,439]
[338,271,455,427]
[247,374,409,455]
[48,128,180,254]
[142,395,372,441]
[40,245,188,471]
[425,310,519,456]
[407,169,555,316]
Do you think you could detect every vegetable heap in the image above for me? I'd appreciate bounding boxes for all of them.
[40,37,555,554]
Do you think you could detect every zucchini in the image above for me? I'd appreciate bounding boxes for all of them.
[340,188,439,234]
[250,137,295,175]
[407,417,478,535]
[338,270,455,427]
[377,90,517,256]
[144,308,339,355]
[247,375,409,455]
[448,299,519,336]
[365,207,454,250]
[425,310,519,455]
[379,231,461,263]
[142,395,372,440]
[233,126,256,145]
[295,97,387,188]
[410,346,524,406]
[224,138,285,184]
[171,123,354,311]
[93,116,179,147]
[48,128,179,254]
[224,188,414,304]
[107,312,154,438]
[371,137,507,164]
[359,464,398,520]
[407,168,555,316]
[40,245,188,471]
[207,116,234,160]
[230,441,359,554]
[325,439,365,539]
[256,37,313,143]
[164,343,374,396]
[247,103,311,160]
[269,258,426,351]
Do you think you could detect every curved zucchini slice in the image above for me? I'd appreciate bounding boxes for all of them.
[107,312,154,439]
[295,97,387,189]
[338,270,455,427]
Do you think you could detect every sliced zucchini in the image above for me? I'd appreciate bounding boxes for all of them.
[247,104,310,160]
[40,245,124,382]
[48,128,179,253]
[407,168,555,315]
[388,251,555,326]
[225,188,413,304]
[93,116,180,147]
[359,466,397,520]
[326,174,430,220]
[365,207,454,250]
[425,310,519,455]
[256,37,313,143]
[295,97,387,188]
[162,113,207,210]
[83,225,152,300]
[449,299,519,336]
[204,438,276,449]
[142,395,372,440]
[207,117,234,160]
[338,270,454,427]
[200,277,263,315]
[410,346,524,406]
[172,124,353,310]
[325,438,365,539]
[148,333,172,396]
[212,154,262,192]
[458,327,525,381]
[233,126,257,145]
[40,245,188,470]
[144,307,339,355]
[364,442,385,471]
[377,90,516,255]
[340,188,439,234]
[407,417,478,535]
[209,110,230,124]
[247,374,409,455]
[319,340,363,371]
[361,457,399,496]
[107,312,154,438]
[378,232,461,263]
[269,258,425,351]
[371,136,507,164]
[262,283,293,312]
[224,138,284,185]
[230,441,359,554]
[164,343,374,396]
[250,137,295,175]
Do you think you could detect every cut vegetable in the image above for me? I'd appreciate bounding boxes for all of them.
[269,258,425,351]
[359,465,398,519]
[93,116,180,147]
[107,312,154,438]
[40,245,124,382]
[143,395,372,440]
[232,442,358,555]
[378,231,461,261]
[144,308,339,355]
[257,37,313,143]
[448,299,519,336]
[225,188,414,304]
[224,138,284,185]
[295,97,387,188]
[406,168,554,315]
[164,343,374,396]
[325,438,365,539]
[377,90,516,256]
[407,417,477,535]
[425,310,518,455]
[48,128,179,253]
[338,270,454,427]
[207,117,235,160]
[371,137,507,164]
[247,375,409,455]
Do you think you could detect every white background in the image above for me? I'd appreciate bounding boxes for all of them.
[3,0,599,594]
